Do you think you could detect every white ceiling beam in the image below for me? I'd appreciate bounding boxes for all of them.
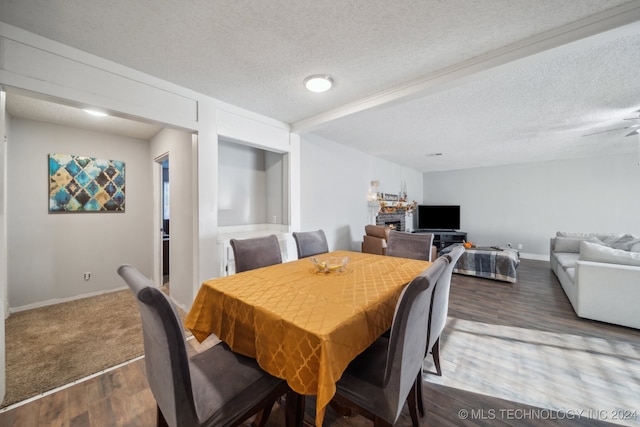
[291,2,640,133]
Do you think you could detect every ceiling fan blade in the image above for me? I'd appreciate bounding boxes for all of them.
[626,129,640,137]
[583,124,640,137]
[623,109,640,120]
[583,126,630,136]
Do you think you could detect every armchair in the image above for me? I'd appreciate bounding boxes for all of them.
[361,225,391,255]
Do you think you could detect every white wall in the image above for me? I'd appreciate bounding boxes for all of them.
[423,153,640,258]
[299,133,424,251]
[0,90,7,403]
[150,128,195,310]
[7,118,153,308]
[265,151,285,225]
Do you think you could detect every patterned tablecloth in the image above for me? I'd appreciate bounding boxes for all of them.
[185,250,431,426]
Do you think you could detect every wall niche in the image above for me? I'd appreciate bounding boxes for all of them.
[217,137,287,227]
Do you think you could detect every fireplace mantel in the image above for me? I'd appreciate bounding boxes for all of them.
[368,202,414,232]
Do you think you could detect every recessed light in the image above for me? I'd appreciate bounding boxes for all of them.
[304,75,333,93]
[83,108,109,117]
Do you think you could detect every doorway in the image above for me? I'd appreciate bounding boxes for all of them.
[154,154,170,290]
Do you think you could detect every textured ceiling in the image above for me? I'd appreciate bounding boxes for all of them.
[1,0,639,171]
[313,28,640,171]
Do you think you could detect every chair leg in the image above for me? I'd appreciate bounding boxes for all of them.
[407,382,420,427]
[157,405,169,427]
[329,399,353,417]
[252,405,274,427]
[284,390,305,427]
[432,337,442,376]
[416,372,424,416]
[373,417,393,427]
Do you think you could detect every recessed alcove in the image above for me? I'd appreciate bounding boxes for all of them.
[217,137,287,227]
[216,137,291,275]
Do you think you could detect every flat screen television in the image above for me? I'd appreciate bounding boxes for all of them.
[416,205,460,230]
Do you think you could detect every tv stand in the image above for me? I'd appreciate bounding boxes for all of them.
[413,229,467,250]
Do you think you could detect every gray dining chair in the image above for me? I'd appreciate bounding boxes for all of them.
[427,244,465,375]
[331,256,449,427]
[416,245,465,416]
[292,229,329,258]
[230,234,282,273]
[117,264,289,427]
[386,231,436,261]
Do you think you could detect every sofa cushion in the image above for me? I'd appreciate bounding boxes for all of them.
[565,267,576,282]
[579,241,640,267]
[554,236,601,253]
[554,253,580,270]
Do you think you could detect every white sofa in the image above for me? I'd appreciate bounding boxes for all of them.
[550,232,640,329]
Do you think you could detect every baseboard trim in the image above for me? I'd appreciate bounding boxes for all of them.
[9,286,129,314]
[520,252,550,261]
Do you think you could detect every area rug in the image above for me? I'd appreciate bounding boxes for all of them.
[422,318,640,427]
[2,287,188,408]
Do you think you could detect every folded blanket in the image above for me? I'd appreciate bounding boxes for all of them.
[442,244,520,283]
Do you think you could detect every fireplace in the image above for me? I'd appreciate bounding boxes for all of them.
[384,220,401,230]
[376,212,406,232]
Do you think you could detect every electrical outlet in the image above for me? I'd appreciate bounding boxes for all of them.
[517,243,523,250]
[84,272,91,281]
[272,215,277,224]
[507,243,512,248]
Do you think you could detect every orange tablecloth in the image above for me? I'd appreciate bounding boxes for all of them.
[185,250,431,426]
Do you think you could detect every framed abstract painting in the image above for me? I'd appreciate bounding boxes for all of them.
[49,153,125,212]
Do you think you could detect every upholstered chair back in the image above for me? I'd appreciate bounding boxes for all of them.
[293,229,329,258]
[230,234,282,273]
[427,245,464,354]
[118,265,197,427]
[386,230,435,261]
[383,256,449,421]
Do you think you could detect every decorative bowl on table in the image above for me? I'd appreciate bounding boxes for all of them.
[311,256,350,273]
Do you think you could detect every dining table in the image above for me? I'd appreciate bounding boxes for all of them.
[185,250,431,426]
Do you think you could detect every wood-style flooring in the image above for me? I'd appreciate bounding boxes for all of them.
[0,259,638,427]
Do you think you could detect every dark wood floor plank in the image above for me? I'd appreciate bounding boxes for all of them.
[38,388,68,425]
[65,380,88,421]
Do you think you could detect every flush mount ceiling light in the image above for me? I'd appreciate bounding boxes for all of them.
[83,108,109,117]
[304,75,333,93]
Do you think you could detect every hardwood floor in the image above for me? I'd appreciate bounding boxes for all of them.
[1,259,638,426]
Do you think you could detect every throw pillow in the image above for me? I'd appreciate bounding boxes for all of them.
[554,236,601,253]
[556,232,599,238]
[599,233,628,246]
[631,242,640,254]
[579,241,640,267]
[609,235,640,251]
